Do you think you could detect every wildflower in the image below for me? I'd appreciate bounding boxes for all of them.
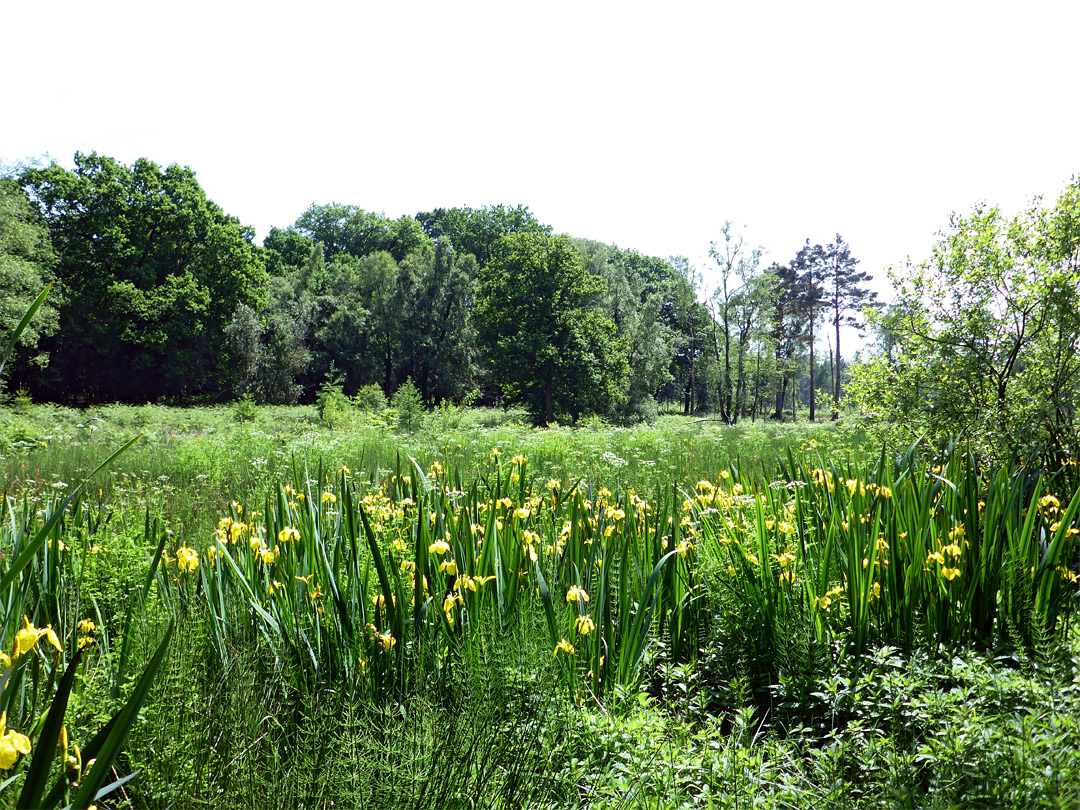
[429,539,451,556]
[566,585,590,603]
[513,507,531,520]
[926,550,945,565]
[511,455,527,466]
[77,618,96,635]
[871,582,881,599]
[322,491,337,504]
[13,616,62,659]
[177,544,199,574]
[0,712,31,770]
[815,595,832,610]
[554,638,575,657]
[547,479,560,491]
[489,448,502,461]
[439,559,459,576]
[771,550,796,569]
[378,632,396,651]
[779,570,796,585]
[429,461,444,476]
[941,567,961,581]
[574,615,596,635]
[1040,494,1061,511]
[278,527,301,544]
[258,545,278,565]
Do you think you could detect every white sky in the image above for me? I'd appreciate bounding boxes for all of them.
[4,0,1079,346]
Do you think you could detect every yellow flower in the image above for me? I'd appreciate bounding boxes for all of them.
[1040,494,1061,511]
[13,616,62,659]
[278,527,301,544]
[322,491,337,504]
[779,570,796,585]
[429,539,451,556]
[511,455,527,466]
[553,638,575,657]
[177,544,199,574]
[926,551,945,565]
[513,507,531,520]
[439,559,459,577]
[77,618,96,635]
[771,550,796,569]
[378,632,396,651]
[566,585,590,603]
[574,615,596,635]
[815,595,832,610]
[871,582,881,599]
[489,448,502,461]
[941,567,961,581]
[0,712,31,770]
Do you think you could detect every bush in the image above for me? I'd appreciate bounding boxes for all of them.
[233,393,258,423]
[317,375,350,428]
[352,383,388,413]
[393,378,424,433]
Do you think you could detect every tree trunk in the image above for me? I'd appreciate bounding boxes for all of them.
[833,310,842,420]
[545,376,554,424]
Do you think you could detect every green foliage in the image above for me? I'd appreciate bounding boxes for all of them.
[0,399,1077,807]
[17,152,267,403]
[850,179,1080,466]
[476,233,630,424]
[233,393,258,423]
[352,382,388,413]
[316,371,349,428]
[294,202,432,263]
[392,377,423,433]
[0,180,59,377]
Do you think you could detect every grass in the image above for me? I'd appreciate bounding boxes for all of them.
[0,404,1077,808]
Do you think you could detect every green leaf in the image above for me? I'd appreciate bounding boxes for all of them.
[70,623,174,810]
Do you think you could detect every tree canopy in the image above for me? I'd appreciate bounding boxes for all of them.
[17,153,267,402]
[848,178,1080,464]
[475,233,629,424]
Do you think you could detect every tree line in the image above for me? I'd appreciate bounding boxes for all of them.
[1,152,881,424]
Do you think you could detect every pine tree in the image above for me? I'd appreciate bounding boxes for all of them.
[822,235,879,419]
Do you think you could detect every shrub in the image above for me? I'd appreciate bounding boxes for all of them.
[352,383,388,413]
[233,393,258,423]
[393,378,424,433]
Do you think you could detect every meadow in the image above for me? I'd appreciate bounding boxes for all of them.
[0,401,1078,809]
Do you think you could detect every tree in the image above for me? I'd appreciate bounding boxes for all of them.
[475,233,629,424]
[415,205,551,266]
[791,241,826,421]
[766,261,809,420]
[821,234,878,419]
[294,203,431,263]
[708,223,765,424]
[0,179,59,380]
[17,153,266,402]
[848,178,1080,464]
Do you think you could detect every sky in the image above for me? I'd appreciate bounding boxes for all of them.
[4,0,1079,335]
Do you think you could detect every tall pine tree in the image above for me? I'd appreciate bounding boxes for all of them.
[822,235,878,419]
